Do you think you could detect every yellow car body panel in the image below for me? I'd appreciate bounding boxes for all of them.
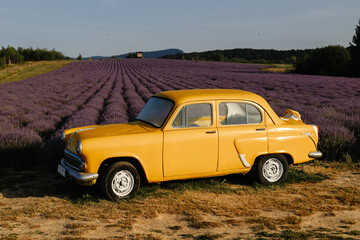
[267,122,318,164]
[216,100,268,171]
[163,126,218,178]
[163,100,218,178]
[65,123,164,182]
[61,89,321,185]
[218,124,268,171]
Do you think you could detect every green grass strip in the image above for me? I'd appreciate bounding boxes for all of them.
[0,61,72,84]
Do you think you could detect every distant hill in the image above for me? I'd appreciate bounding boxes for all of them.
[89,48,184,60]
[162,48,315,64]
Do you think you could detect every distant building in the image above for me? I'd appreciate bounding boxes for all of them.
[136,52,143,58]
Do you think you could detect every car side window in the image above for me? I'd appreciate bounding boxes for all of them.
[172,103,212,128]
[247,104,262,124]
[219,102,262,125]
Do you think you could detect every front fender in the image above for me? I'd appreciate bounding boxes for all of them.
[82,132,164,182]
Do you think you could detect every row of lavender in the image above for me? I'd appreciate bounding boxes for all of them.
[127,59,360,161]
[0,59,359,166]
[0,61,114,165]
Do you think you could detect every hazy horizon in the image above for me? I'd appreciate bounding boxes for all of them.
[1,0,359,58]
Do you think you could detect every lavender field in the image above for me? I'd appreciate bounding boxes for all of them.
[0,59,359,166]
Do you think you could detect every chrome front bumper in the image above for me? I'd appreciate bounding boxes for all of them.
[308,151,323,159]
[58,158,98,183]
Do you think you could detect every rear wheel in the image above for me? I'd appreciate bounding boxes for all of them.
[255,154,288,184]
[100,162,140,201]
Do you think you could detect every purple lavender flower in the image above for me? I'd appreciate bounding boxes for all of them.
[0,59,359,165]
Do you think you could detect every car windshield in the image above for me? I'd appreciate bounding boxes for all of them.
[136,97,174,128]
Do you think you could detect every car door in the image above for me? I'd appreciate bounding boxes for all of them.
[163,101,218,178]
[217,101,268,171]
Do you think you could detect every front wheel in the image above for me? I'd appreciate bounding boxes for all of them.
[100,162,140,201]
[254,154,288,184]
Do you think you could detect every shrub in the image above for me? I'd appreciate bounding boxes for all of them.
[319,125,355,162]
[295,45,350,76]
[126,53,137,58]
[0,127,42,167]
[0,57,5,69]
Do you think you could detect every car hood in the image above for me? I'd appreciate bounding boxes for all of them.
[66,122,155,153]
[75,122,155,140]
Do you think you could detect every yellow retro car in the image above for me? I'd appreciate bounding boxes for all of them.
[58,89,322,200]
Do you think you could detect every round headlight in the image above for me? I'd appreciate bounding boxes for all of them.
[76,140,83,155]
[60,130,65,142]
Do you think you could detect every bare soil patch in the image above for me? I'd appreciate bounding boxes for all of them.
[0,162,359,239]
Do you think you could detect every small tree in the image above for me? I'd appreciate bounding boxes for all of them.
[211,51,226,62]
[126,53,137,58]
[349,19,360,76]
[295,45,350,76]
[77,54,82,61]
[0,57,5,69]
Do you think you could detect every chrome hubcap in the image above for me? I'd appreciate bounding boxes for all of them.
[262,158,283,182]
[111,170,134,197]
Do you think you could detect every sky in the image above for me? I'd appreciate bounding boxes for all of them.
[1,0,359,58]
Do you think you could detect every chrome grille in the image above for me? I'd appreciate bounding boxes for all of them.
[64,149,84,171]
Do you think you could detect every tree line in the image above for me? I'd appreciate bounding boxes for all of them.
[0,46,66,68]
[294,19,360,77]
[163,19,360,77]
[162,48,314,65]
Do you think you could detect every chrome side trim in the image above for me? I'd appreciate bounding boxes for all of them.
[302,132,317,148]
[239,154,251,168]
[308,151,323,159]
[60,158,98,182]
[76,127,96,133]
[302,133,322,159]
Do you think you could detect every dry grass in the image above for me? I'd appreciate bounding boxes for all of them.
[0,60,72,84]
[0,161,360,239]
[186,212,224,229]
[262,64,295,73]
[341,219,357,225]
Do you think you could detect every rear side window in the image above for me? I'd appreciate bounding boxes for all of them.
[172,103,212,128]
[219,102,262,125]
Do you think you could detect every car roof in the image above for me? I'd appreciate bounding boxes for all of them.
[155,89,283,125]
[156,89,265,104]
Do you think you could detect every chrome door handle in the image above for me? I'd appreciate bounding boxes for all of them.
[206,131,217,134]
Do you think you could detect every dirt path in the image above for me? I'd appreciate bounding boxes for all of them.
[0,164,359,239]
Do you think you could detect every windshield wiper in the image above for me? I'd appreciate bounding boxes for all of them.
[135,118,159,128]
